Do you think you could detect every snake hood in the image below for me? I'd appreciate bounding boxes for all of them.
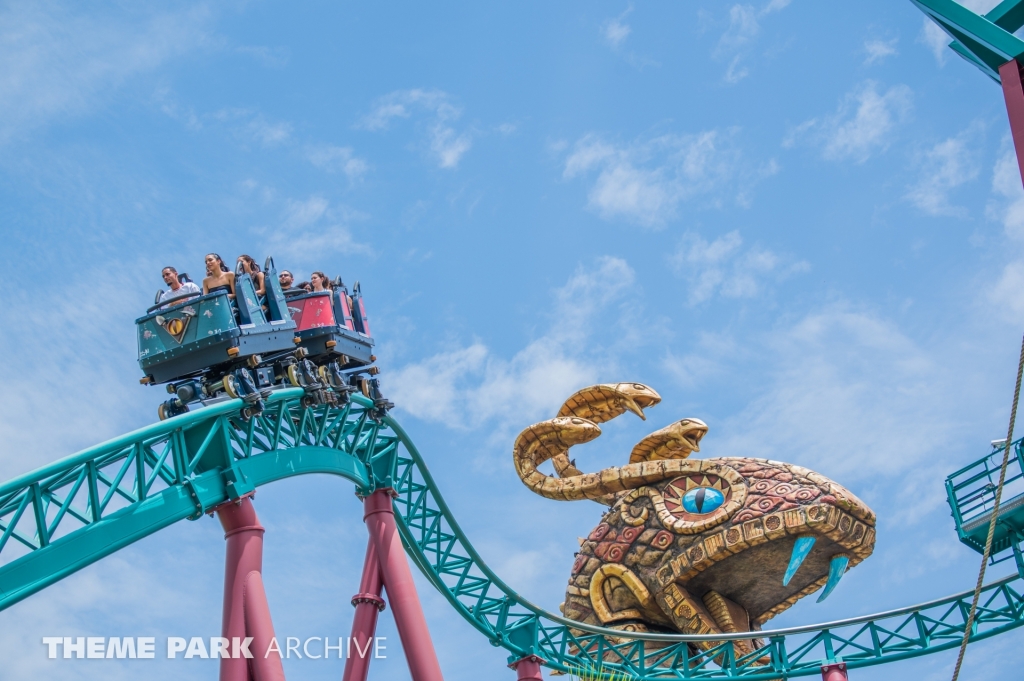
[513,383,876,652]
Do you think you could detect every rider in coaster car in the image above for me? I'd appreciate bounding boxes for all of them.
[237,254,266,297]
[158,266,201,306]
[279,270,294,291]
[310,271,332,292]
[202,253,235,300]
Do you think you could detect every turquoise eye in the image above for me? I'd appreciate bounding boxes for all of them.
[682,487,725,515]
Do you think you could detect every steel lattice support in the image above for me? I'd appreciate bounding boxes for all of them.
[0,389,1022,679]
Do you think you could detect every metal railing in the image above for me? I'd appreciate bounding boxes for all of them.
[945,437,1024,558]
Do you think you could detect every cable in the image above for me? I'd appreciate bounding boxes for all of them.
[950,333,1024,681]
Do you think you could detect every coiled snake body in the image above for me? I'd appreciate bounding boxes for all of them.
[513,383,875,656]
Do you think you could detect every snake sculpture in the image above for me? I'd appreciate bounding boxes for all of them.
[513,383,876,659]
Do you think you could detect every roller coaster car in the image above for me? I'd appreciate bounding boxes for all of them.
[137,260,390,421]
[284,277,375,369]
[283,278,386,411]
[137,258,299,419]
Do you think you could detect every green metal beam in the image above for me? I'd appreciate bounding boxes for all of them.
[987,0,1024,32]
[911,0,1024,83]
[0,389,1022,678]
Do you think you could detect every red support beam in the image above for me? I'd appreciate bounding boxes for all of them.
[342,537,386,681]
[362,489,444,681]
[217,497,286,681]
[1000,59,1024,189]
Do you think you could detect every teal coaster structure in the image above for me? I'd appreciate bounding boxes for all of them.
[946,438,1024,575]
[0,388,1022,679]
[908,0,1024,590]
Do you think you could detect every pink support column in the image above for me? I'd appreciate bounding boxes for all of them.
[342,538,386,681]
[509,655,544,680]
[363,489,444,681]
[243,572,285,681]
[821,662,848,681]
[999,59,1024,189]
[217,497,286,681]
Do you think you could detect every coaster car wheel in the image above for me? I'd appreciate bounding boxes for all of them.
[223,374,240,399]
[157,398,189,421]
[240,405,261,421]
[287,364,301,387]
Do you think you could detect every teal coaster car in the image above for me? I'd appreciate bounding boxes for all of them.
[137,258,299,419]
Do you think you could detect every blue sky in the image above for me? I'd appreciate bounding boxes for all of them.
[2,0,1024,678]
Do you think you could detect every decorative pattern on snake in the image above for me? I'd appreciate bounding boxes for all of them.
[513,382,876,659]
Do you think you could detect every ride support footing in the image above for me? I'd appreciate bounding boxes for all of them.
[217,496,286,681]
[821,662,848,681]
[510,655,544,680]
[342,488,444,681]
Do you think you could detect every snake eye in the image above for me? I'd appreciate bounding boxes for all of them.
[682,487,725,515]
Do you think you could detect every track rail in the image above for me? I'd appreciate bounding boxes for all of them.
[0,389,1021,678]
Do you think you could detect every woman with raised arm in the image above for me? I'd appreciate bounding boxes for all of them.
[237,254,266,297]
[202,253,235,299]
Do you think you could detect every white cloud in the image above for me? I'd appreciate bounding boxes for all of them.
[235,44,289,68]
[0,268,155,481]
[211,108,291,146]
[905,125,982,216]
[603,6,633,48]
[718,5,761,53]
[715,0,790,84]
[664,332,744,389]
[785,81,912,163]
[157,98,295,148]
[669,230,808,303]
[388,257,636,431]
[305,144,369,180]
[916,3,1002,66]
[563,130,773,227]
[358,89,472,169]
[262,196,372,264]
[988,139,1024,239]
[920,20,949,65]
[987,140,1024,318]
[0,2,213,144]
[989,260,1024,320]
[431,126,472,168]
[724,55,749,84]
[712,308,961,511]
[864,38,898,65]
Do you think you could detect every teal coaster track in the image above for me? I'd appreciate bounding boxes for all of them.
[0,388,1021,679]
